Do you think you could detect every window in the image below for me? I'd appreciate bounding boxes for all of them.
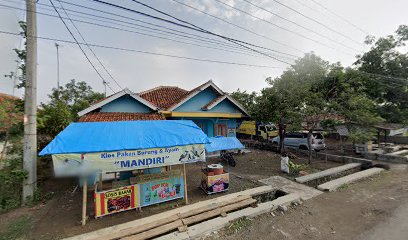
[215,124,227,137]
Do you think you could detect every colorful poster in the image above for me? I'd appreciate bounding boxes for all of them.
[139,176,184,207]
[94,185,139,217]
[202,173,230,193]
[51,144,205,176]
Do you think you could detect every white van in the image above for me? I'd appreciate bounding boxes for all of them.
[271,132,326,151]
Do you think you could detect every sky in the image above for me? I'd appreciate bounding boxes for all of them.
[0,0,407,103]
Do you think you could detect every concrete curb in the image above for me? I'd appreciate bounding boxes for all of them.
[317,167,384,192]
[156,193,300,240]
[295,163,361,183]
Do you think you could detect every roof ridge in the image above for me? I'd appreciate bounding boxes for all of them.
[138,85,187,95]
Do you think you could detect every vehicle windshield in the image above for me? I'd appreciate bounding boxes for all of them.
[313,133,324,139]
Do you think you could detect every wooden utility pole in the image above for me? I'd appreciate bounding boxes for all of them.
[22,0,37,201]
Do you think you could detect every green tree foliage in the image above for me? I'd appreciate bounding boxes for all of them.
[38,79,104,137]
[0,97,23,159]
[13,21,27,89]
[254,53,330,153]
[355,25,408,123]
[0,157,27,211]
[230,89,257,113]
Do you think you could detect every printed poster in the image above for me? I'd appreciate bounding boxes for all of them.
[51,144,205,176]
[94,185,139,217]
[139,176,184,207]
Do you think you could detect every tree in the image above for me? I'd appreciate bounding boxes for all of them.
[37,79,104,137]
[355,25,408,124]
[0,97,23,160]
[230,89,257,113]
[253,53,331,155]
[12,21,27,89]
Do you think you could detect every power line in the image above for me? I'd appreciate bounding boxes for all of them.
[2,0,299,59]
[89,0,293,65]
[0,0,256,54]
[0,30,286,69]
[170,0,305,55]
[212,0,354,56]
[240,0,360,52]
[270,0,363,45]
[56,0,123,91]
[47,0,115,94]
[308,0,369,35]
[0,3,294,63]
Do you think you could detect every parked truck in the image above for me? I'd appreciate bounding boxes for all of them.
[236,121,278,141]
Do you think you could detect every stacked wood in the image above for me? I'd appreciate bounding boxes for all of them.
[117,195,257,240]
[64,186,274,240]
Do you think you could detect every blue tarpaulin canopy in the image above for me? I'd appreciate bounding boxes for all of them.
[39,120,210,155]
[205,136,244,152]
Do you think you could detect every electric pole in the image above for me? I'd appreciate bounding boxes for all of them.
[55,43,60,99]
[23,0,37,201]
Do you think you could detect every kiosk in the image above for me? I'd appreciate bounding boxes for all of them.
[39,120,210,225]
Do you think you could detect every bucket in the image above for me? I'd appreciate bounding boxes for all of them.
[208,164,224,175]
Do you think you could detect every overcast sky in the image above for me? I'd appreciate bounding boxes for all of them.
[0,0,407,103]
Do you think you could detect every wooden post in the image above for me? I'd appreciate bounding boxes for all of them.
[82,176,87,226]
[98,172,103,191]
[183,164,188,205]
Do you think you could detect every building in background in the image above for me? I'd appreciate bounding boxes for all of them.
[78,80,249,137]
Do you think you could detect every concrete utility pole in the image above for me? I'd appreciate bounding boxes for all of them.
[55,42,60,98]
[22,0,37,201]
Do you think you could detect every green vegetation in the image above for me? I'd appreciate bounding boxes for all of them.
[0,216,31,240]
[233,25,408,153]
[227,217,253,234]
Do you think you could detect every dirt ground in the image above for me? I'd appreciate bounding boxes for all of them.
[0,149,339,240]
[204,165,408,240]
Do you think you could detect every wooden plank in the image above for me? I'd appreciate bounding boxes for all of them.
[82,177,87,226]
[221,198,257,213]
[121,220,183,240]
[101,215,179,240]
[178,225,188,232]
[182,208,222,226]
[65,186,272,240]
[182,198,257,226]
[178,195,251,219]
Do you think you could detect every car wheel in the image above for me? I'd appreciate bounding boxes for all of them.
[299,145,308,150]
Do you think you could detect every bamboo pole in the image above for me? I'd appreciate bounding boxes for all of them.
[82,176,87,226]
[183,164,188,205]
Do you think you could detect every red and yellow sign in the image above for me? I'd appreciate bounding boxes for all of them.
[94,185,139,217]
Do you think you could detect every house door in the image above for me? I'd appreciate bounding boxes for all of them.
[215,124,227,137]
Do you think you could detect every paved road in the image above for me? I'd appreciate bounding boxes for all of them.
[359,201,408,240]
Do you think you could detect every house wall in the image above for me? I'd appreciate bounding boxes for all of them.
[208,99,241,113]
[174,88,218,112]
[100,95,152,113]
[170,117,237,138]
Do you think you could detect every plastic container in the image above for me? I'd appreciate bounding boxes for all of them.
[207,164,224,175]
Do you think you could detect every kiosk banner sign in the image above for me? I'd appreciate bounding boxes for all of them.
[94,185,139,217]
[139,175,184,207]
[51,144,205,176]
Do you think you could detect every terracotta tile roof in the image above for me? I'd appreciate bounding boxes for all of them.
[202,95,225,110]
[0,93,20,101]
[78,112,165,122]
[138,86,189,109]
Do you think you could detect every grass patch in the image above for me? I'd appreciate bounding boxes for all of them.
[226,217,253,234]
[338,183,350,190]
[0,216,31,240]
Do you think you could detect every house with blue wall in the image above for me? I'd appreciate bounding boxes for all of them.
[78,80,249,137]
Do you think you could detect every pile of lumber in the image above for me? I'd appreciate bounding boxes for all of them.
[65,186,274,240]
[106,195,256,240]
